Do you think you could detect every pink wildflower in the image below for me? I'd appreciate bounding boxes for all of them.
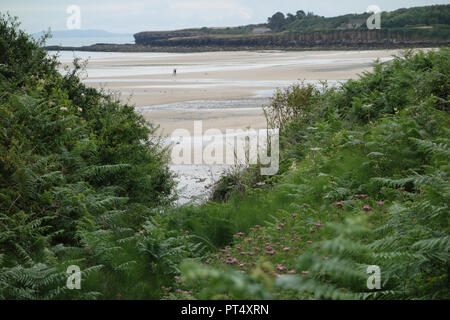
[288,270,296,274]
[332,201,344,207]
[226,257,238,264]
[276,264,287,271]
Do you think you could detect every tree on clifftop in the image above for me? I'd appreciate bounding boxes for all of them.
[296,10,306,19]
[268,12,286,31]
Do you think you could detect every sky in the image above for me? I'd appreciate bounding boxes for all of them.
[1,0,448,34]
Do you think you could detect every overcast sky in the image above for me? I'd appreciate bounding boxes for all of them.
[1,0,448,34]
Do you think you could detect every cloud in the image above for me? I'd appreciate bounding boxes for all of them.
[81,1,152,13]
[169,0,253,20]
[6,0,450,34]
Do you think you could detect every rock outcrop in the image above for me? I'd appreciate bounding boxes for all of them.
[133,29,449,49]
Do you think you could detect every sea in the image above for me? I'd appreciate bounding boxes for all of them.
[43,36,135,47]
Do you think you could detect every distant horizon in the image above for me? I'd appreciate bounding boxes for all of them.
[1,0,449,35]
[33,29,134,37]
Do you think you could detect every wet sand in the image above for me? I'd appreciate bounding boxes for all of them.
[57,49,404,136]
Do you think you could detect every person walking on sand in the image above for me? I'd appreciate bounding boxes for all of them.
[173,68,177,76]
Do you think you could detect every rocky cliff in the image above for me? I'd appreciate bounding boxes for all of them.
[133,29,449,49]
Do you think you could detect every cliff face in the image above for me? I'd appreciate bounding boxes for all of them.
[133,29,449,48]
[45,28,449,53]
[134,30,205,44]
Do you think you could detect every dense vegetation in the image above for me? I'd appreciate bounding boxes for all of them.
[175,5,450,35]
[166,48,449,300]
[1,14,449,300]
[0,14,175,299]
[267,5,450,32]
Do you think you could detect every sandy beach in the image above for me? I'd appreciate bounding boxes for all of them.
[57,50,404,135]
[55,49,405,204]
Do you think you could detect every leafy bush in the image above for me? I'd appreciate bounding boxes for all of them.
[0,14,177,299]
